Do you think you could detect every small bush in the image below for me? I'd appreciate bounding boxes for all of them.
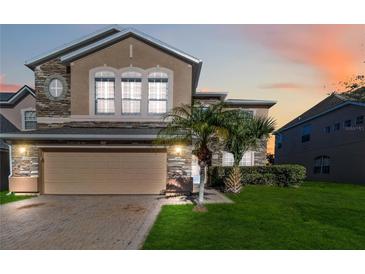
[208,164,306,188]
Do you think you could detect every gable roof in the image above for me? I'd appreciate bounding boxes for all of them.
[0,114,19,133]
[25,25,120,69]
[0,93,16,101]
[0,85,35,107]
[24,26,203,92]
[275,93,365,134]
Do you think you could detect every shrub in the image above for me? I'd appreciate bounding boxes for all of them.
[208,164,306,188]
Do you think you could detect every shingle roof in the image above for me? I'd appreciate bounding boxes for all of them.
[0,114,19,133]
[24,25,203,92]
[0,85,35,107]
[25,25,121,69]
[0,93,16,101]
[275,93,365,133]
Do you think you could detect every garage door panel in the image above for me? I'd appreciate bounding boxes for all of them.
[43,151,167,194]
[44,182,166,195]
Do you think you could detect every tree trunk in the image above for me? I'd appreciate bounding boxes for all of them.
[198,163,207,205]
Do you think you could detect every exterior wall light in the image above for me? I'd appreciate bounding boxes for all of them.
[174,146,183,155]
[19,146,26,154]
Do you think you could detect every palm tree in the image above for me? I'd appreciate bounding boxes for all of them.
[156,102,227,209]
[223,110,275,192]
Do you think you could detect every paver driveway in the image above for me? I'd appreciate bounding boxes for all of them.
[0,195,163,250]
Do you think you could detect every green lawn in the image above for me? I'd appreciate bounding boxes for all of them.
[143,182,365,249]
[0,191,35,205]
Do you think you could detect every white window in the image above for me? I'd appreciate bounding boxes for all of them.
[49,79,64,98]
[121,71,142,114]
[95,71,115,114]
[148,72,168,114]
[23,110,36,130]
[222,151,254,166]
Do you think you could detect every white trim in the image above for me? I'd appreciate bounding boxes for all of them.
[60,28,202,64]
[25,25,121,68]
[89,66,118,116]
[88,66,173,120]
[0,86,35,105]
[21,108,36,131]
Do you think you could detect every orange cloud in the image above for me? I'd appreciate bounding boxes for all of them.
[0,74,22,92]
[243,25,365,83]
[260,83,304,89]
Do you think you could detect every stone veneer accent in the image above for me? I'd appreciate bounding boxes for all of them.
[11,144,39,177]
[253,139,267,166]
[37,121,167,129]
[35,58,71,119]
[166,146,193,193]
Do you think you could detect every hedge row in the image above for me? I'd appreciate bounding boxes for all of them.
[208,165,306,188]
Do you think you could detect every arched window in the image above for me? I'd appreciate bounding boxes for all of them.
[121,71,142,114]
[148,71,168,114]
[95,71,115,114]
[314,156,330,174]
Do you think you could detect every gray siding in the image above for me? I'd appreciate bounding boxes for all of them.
[275,104,365,184]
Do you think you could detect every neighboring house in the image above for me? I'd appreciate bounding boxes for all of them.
[1,26,275,194]
[274,93,365,184]
[0,86,36,190]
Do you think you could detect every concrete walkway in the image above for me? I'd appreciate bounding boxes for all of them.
[0,189,231,250]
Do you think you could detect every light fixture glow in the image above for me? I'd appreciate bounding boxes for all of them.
[175,146,182,155]
[19,146,26,154]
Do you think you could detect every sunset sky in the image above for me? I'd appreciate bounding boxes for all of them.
[1,24,364,152]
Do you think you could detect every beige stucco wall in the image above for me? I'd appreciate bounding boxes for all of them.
[0,95,36,130]
[70,37,193,115]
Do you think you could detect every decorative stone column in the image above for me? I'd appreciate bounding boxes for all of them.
[9,144,39,193]
[166,145,193,194]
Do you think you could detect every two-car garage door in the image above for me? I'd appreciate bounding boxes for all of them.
[43,150,167,194]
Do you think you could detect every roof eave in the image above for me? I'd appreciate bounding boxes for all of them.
[275,101,365,134]
[224,100,277,108]
[25,26,121,70]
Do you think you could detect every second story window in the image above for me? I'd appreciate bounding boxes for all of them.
[344,119,352,128]
[121,71,142,114]
[301,125,311,143]
[148,72,168,114]
[324,126,331,134]
[356,115,364,125]
[95,71,115,114]
[23,110,36,130]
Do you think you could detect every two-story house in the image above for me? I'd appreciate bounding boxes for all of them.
[274,93,365,184]
[0,85,36,190]
[1,26,276,194]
